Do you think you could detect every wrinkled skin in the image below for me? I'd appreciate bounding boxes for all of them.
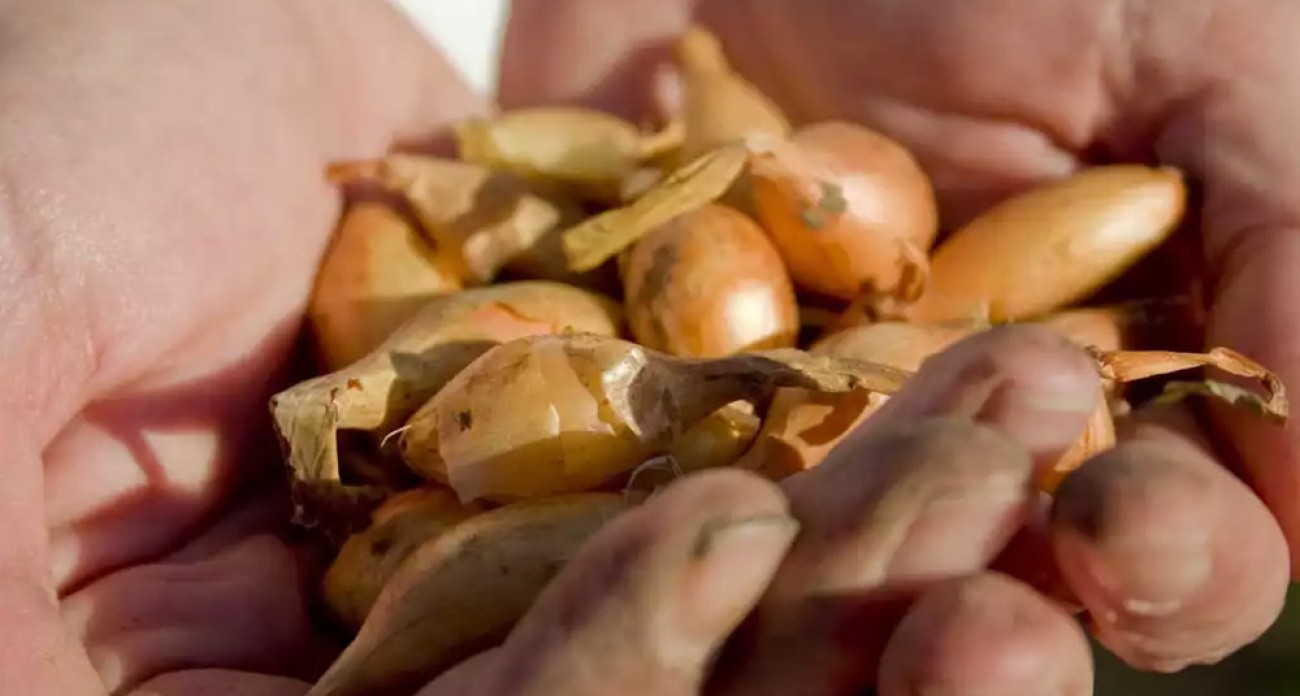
[1,0,1297,694]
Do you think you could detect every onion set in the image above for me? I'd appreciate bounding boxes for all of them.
[261,23,1289,695]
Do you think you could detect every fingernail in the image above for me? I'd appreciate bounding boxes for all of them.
[978,378,1099,457]
[1089,533,1213,616]
[984,328,1100,412]
[686,514,799,637]
[1013,382,1102,414]
[986,357,1100,414]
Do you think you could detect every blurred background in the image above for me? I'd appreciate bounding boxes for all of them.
[393,0,507,97]
[391,1,1300,692]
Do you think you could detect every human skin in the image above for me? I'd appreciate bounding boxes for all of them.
[0,0,1296,695]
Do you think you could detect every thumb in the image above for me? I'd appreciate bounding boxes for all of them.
[420,470,798,696]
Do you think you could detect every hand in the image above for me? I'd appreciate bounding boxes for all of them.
[413,327,1105,696]
[0,0,483,693]
[3,3,1294,696]
[8,3,1069,696]
[500,0,1300,685]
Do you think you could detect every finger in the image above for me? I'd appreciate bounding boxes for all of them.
[713,419,1035,696]
[1148,2,1300,573]
[711,326,1100,696]
[498,0,694,117]
[868,324,1102,474]
[168,481,293,563]
[443,469,797,696]
[878,572,1092,696]
[0,433,103,695]
[133,670,309,696]
[414,650,500,696]
[1203,229,1300,574]
[61,535,316,694]
[1050,410,1290,671]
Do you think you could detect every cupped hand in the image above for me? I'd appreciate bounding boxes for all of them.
[0,0,483,693]
[5,1,1298,696]
[500,0,1300,684]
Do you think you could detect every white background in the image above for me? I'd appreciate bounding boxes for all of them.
[390,0,512,97]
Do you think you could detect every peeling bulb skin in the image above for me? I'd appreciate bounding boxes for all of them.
[748,122,940,300]
[742,387,881,483]
[622,203,799,358]
[742,322,975,480]
[330,155,574,285]
[909,166,1187,323]
[454,107,682,198]
[1044,344,1291,492]
[561,144,750,273]
[399,334,660,501]
[618,402,762,496]
[269,282,623,524]
[1098,346,1288,422]
[398,333,910,502]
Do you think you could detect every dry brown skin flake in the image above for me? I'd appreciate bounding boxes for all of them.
[329,155,576,285]
[560,142,750,272]
[1040,346,1288,491]
[398,333,911,502]
[740,321,978,480]
[455,106,683,201]
[739,322,1288,493]
[1094,346,1288,422]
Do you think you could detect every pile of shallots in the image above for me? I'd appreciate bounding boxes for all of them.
[267,26,1287,696]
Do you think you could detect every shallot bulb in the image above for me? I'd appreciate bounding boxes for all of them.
[748,122,940,301]
[399,333,909,501]
[622,203,798,357]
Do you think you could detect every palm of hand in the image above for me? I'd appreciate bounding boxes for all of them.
[4,0,1299,695]
[3,1,480,694]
